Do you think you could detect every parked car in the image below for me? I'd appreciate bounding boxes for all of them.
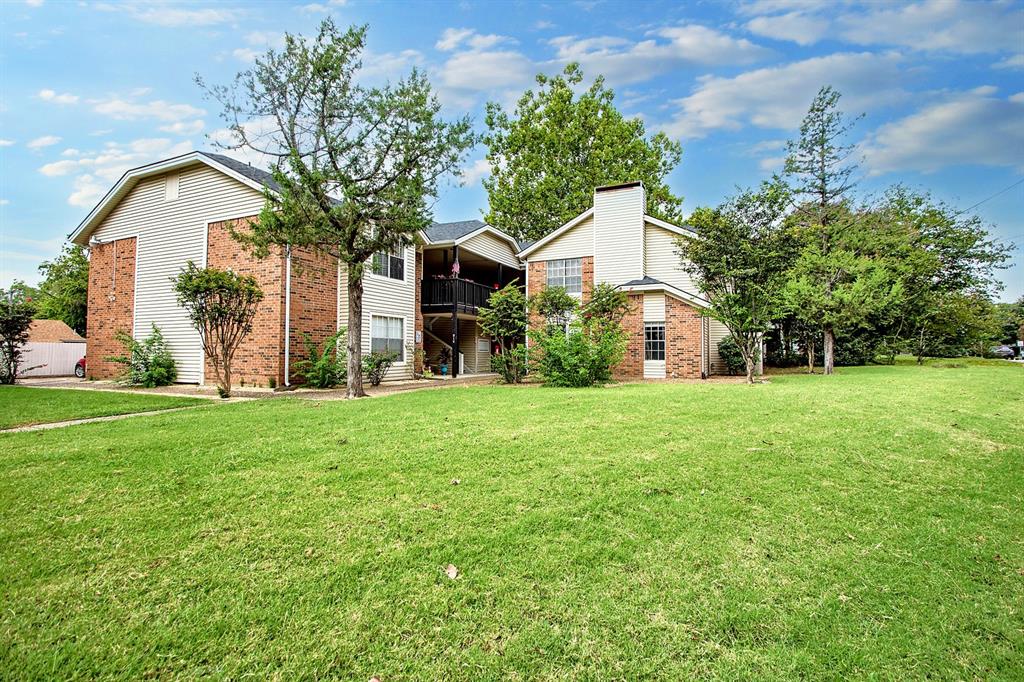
[75,357,86,378]
[990,345,1017,359]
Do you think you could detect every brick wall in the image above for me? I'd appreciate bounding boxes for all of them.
[665,296,702,379]
[85,237,136,380]
[206,217,287,388]
[288,247,339,384]
[613,293,644,379]
[525,256,595,337]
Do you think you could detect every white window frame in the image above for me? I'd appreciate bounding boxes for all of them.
[371,246,405,281]
[546,258,583,295]
[644,322,666,361]
[370,315,405,362]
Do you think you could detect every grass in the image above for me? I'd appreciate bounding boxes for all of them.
[1,363,1022,679]
[0,386,206,430]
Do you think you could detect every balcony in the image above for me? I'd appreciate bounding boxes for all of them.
[421,277,496,316]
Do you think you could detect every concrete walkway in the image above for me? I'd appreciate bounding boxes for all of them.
[0,404,212,434]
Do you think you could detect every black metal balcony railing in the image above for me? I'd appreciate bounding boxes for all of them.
[421,277,494,313]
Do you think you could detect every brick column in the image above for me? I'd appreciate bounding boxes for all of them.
[612,293,644,379]
[85,237,136,380]
[665,296,702,379]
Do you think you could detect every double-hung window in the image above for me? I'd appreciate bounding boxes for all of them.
[371,315,404,361]
[372,246,405,280]
[644,322,666,361]
[546,258,582,294]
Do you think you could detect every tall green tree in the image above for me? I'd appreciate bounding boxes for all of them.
[36,244,89,335]
[483,63,683,242]
[873,186,1011,362]
[783,85,882,374]
[679,181,796,383]
[477,282,528,384]
[199,20,475,398]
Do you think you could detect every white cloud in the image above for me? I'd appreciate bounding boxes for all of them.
[91,94,204,122]
[26,0,43,6]
[994,54,1024,70]
[535,20,554,30]
[360,48,425,81]
[0,199,9,206]
[159,120,205,136]
[461,158,491,185]
[862,89,1024,175]
[745,11,829,46]
[300,3,330,13]
[436,50,534,107]
[436,28,512,52]
[27,135,61,149]
[95,2,242,27]
[68,174,108,208]
[38,89,79,105]
[662,51,907,139]
[232,31,288,63]
[0,139,14,147]
[61,148,79,156]
[39,159,79,176]
[548,24,772,86]
[838,0,1023,55]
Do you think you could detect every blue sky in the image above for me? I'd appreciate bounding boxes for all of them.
[2,0,1022,300]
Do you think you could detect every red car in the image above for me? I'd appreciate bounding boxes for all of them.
[75,357,86,378]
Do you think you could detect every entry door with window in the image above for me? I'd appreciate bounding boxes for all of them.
[644,322,666,378]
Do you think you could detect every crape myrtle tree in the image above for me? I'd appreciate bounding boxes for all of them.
[783,85,896,374]
[199,20,475,398]
[36,244,89,336]
[477,282,528,384]
[679,181,796,383]
[174,263,264,398]
[483,63,683,242]
[0,285,36,385]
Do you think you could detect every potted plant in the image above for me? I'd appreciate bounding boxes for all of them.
[439,346,452,376]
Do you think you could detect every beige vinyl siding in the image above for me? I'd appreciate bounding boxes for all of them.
[459,231,521,269]
[338,245,417,381]
[90,162,266,383]
[528,214,594,261]
[593,186,644,286]
[708,318,731,375]
[643,223,701,295]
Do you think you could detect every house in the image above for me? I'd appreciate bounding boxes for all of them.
[20,320,86,378]
[27,319,86,344]
[70,151,728,387]
[518,181,730,379]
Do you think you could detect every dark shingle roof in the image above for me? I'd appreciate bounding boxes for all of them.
[424,219,487,243]
[621,276,664,287]
[517,239,535,252]
[200,152,281,193]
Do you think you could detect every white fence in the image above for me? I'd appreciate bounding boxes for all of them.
[18,342,86,378]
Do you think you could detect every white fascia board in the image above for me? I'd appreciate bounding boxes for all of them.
[644,214,697,238]
[454,224,522,252]
[517,208,594,259]
[619,281,709,309]
[69,151,273,246]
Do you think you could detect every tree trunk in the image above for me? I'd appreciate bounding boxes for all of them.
[823,327,835,375]
[744,354,755,384]
[805,337,815,374]
[916,327,926,365]
[346,269,366,399]
[221,352,232,399]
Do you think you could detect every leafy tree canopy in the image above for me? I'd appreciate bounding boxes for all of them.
[483,63,683,242]
[36,244,89,336]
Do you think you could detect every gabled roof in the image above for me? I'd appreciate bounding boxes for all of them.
[516,208,594,258]
[423,219,522,256]
[617,276,709,309]
[28,319,85,343]
[69,151,277,246]
[424,219,487,243]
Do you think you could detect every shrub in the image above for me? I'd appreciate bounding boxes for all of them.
[530,286,578,331]
[490,344,528,384]
[717,337,746,375]
[362,350,398,386]
[294,328,347,388]
[531,322,627,387]
[107,324,177,387]
[0,286,36,385]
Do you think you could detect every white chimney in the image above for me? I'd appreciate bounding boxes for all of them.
[592,181,645,286]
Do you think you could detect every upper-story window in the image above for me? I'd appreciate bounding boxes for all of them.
[546,258,582,294]
[372,246,405,280]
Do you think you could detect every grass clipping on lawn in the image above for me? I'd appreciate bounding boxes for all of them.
[0,362,1022,678]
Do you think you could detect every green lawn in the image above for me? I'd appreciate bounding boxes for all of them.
[1,364,1022,679]
[0,386,206,430]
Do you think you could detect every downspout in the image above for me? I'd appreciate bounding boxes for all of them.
[284,244,292,387]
